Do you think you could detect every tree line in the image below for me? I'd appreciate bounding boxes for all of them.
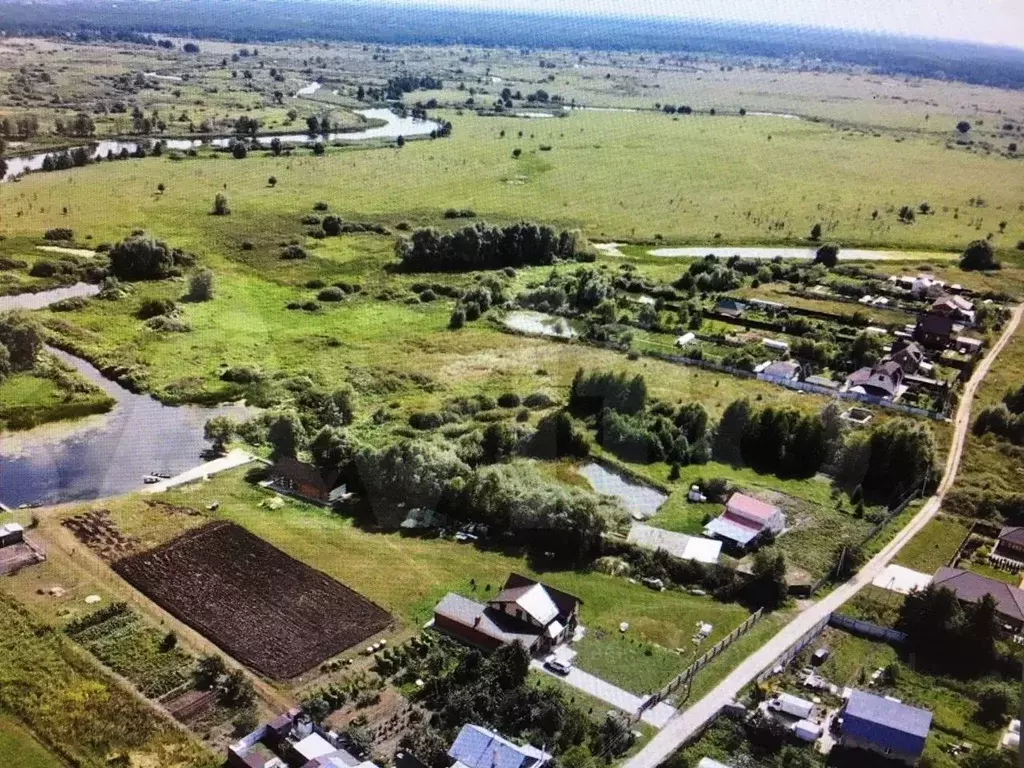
[397,222,579,272]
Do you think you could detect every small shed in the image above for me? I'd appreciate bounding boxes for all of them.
[0,522,25,548]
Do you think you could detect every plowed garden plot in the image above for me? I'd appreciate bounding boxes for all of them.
[113,521,392,678]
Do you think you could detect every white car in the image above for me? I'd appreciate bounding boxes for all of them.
[544,657,572,676]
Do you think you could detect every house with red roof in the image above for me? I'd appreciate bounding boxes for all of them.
[432,574,581,654]
[703,492,786,551]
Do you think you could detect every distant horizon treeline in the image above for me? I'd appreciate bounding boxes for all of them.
[1,0,1023,90]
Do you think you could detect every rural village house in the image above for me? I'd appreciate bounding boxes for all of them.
[889,339,926,375]
[932,566,1024,632]
[913,314,954,350]
[757,360,801,383]
[228,709,382,768]
[0,522,25,548]
[432,574,581,654]
[703,493,786,551]
[843,360,905,400]
[447,724,550,768]
[268,457,346,505]
[930,294,975,325]
[994,526,1024,563]
[839,689,932,766]
[714,298,746,319]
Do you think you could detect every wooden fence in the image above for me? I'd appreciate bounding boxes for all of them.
[637,607,764,713]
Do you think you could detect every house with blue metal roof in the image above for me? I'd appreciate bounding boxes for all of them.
[840,689,932,765]
[447,725,550,768]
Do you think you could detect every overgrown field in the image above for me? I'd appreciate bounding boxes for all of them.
[0,593,216,768]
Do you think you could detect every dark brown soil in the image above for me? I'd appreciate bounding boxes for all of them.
[113,521,393,679]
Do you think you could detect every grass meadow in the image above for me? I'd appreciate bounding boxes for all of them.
[3,110,1023,252]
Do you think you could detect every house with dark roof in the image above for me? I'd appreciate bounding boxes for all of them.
[267,458,345,505]
[844,361,905,400]
[913,313,954,350]
[432,574,581,654]
[757,360,801,383]
[714,299,746,319]
[703,493,786,551]
[932,567,1024,631]
[930,294,975,325]
[994,527,1024,563]
[840,690,931,765]
[448,724,550,768]
[889,339,926,375]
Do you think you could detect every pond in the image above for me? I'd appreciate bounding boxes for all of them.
[0,282,100,311]
[577,462,667,520]
[0,288,248,507]
[1,109,441,182]
[648,246,953,261]
[503,310,577,339]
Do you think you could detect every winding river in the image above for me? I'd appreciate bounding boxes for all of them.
[1,108,441,182]
[0,287,248,508]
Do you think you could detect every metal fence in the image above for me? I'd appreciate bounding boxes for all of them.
[828,613,907,644]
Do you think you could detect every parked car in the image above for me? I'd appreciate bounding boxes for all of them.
[544,657,572,676]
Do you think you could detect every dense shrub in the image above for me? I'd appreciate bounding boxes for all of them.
[569,369,647,416]
[43,227,74,241]
[398,222,578,272]
[523,392,555,409]
[136,298,177,319]
[109,235,194,281]
[961,239,1000,271]
[213,193,230,215]
[145,315,191,332]
[322,215,342,236]
[526,410,589,459]
[280,245,309,260]
[221,366,262,384]
[317,287,345,302]
[497,393,521,408]
[186,269,214,301]
[0,313,43,371]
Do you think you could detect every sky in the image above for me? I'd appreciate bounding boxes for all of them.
[385,0,1024,48]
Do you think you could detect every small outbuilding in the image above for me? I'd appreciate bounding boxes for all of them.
[0,522,25,548]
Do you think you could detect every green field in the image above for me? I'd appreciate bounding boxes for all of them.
[4,110,1023,253]
[892,515,971,573]
[0,716,64,768]
[572,629,690,695]
[0,366,114,431]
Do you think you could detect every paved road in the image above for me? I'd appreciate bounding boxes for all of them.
[623,303,1024,768]
[531,661,677,728]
